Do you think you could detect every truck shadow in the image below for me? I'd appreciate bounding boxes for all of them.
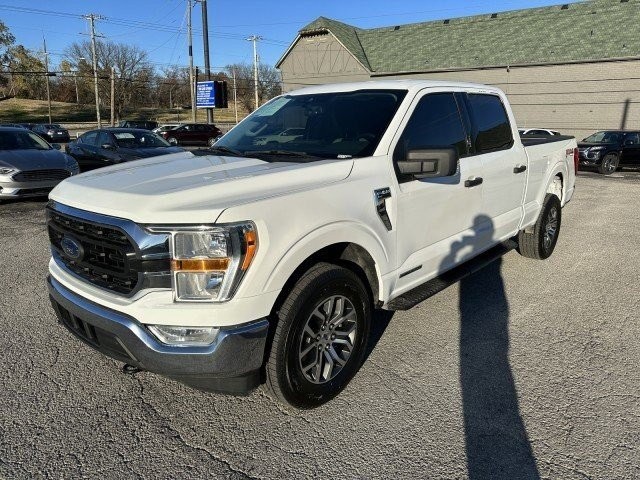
[443,216,540,480]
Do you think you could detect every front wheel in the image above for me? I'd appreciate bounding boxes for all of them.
[599,153,619,175]
[167,137,178,146]
[517,193,562,260]
[265,262,372,409]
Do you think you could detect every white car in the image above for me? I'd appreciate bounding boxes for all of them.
[519,128,561,136]
[152,124,180,135]
[47,80,577,408]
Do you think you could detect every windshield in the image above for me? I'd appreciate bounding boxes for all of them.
[0,131,51,150]
[215,89,407,159]
[114,131,170,148]
[44,124,62,129]
[583,131,623,143]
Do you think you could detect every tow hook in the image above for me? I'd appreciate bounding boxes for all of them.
[122,364,143,375]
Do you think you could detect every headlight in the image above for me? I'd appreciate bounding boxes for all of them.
[0,167,17,175]
[150,222,257,302]
[589,146,606,151]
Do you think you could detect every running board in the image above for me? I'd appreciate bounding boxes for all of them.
[386,240,517,311]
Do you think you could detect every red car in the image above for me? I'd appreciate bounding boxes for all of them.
[160,123,221,147]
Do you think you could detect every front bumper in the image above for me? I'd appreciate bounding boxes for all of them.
[47,275,269,395]
[0,179,60,198]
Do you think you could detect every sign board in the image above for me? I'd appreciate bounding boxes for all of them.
[196,81,216,108]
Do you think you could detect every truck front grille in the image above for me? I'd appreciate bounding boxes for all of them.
[48,211,139,294]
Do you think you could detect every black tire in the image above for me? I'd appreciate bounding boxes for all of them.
[265,262,372,409]
[599,153,619,175]
[207,137,216,147]
[167,137,178,146]
[517,193,562,260]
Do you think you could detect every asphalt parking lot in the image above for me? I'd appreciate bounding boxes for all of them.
[0,170,639,479]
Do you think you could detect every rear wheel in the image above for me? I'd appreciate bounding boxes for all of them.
[599,153,619,175]
[517,193,562,260]
[265,262,371,409]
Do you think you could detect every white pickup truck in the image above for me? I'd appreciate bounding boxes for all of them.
[47,80,577,408]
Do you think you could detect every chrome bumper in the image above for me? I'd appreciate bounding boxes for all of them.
[47,275,269,395]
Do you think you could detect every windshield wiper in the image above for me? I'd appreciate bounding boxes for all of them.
[244,150,310,158]
[206,145,245,157]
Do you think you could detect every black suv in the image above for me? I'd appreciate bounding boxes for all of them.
[117,120,158,130]
[578,130,640,175]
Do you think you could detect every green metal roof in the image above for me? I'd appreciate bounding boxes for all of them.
[293,0,640,73]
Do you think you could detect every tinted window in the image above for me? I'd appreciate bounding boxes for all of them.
[97,131,114,146]
[624,133,640,144]
[393,93,467,163]
[80,131,98,146]
[216,89,408,159]
[467,94,513,153]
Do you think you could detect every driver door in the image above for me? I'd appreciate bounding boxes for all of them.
[392,90,485,293]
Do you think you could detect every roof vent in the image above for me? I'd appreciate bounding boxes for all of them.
[621,0,629,3]
[393,25,400,31]
[443,19,450,25]
[561,4,569,9]
[490,13,498,18]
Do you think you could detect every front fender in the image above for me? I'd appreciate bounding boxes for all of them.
[263,220,391,300]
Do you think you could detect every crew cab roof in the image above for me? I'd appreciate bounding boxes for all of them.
[287,79,503,96]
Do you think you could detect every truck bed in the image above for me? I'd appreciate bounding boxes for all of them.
[520,135,575,147]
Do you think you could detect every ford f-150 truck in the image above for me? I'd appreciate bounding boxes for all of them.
[46,80,577,408]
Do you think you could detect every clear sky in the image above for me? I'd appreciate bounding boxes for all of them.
[1,0,581,72]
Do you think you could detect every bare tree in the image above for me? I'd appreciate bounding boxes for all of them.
[65,40,152,120]
[226,62,282,112]
[5,45,46,99]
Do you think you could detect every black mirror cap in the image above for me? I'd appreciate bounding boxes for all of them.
[398,148,459,179]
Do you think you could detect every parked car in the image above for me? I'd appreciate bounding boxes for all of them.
[152,124,180,135]
[0,127,78,200]
[578,130,640,175]
[159,123,221,147]
[1,123,27,129]
[32,124,70,143]
[519,128,561,136]
[65,128,184,172]
[47,80,576,408]
[117,120,158,130]
[254,127,306,146]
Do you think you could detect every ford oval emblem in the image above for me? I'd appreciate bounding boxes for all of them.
[61,235,83,261]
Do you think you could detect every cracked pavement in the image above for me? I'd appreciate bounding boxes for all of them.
[0,170,639,479]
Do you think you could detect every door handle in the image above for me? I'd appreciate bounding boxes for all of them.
[464,177,483,188]
[513,165,527,174]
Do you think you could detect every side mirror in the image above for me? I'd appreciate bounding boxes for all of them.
[51,143,61,150]
[397,148,458,179]
[101,143,115,150]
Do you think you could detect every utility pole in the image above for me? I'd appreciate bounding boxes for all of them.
[200,0,213,124]
[247,35,262,111]
[232,67,238,123]
[43,37,52,124]
[187,0,196,122]
[84,14,104,128]
[74,73,80,104]
[110,66,115,126]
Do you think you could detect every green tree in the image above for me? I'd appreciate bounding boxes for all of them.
[0,20,16,96]
[6,45,46,99]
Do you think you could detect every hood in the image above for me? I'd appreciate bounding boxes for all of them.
[118,146,184,160]
[0,149,72,171]
[50,151,354,224]
[578,141,617,148]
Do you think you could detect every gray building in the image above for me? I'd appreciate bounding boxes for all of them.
[276,0,640,139]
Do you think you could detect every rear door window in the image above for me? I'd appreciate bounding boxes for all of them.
[466,94,514,153]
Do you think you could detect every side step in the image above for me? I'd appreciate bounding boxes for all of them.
[386,240,517,311]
